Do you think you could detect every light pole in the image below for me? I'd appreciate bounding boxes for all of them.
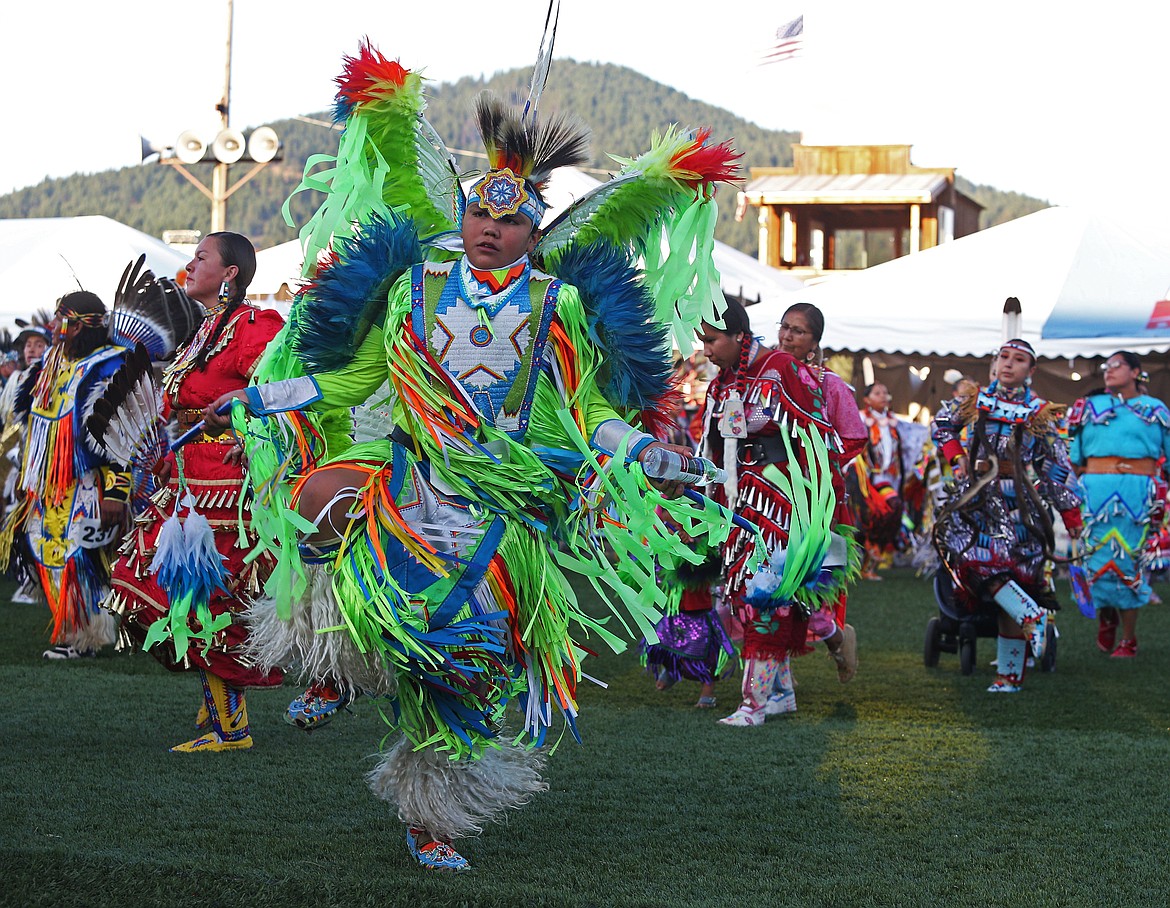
[211,0,233,231]
[153,0,281,233]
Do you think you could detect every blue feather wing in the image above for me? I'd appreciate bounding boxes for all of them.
[293,213,423,374]
[548,241,672,412]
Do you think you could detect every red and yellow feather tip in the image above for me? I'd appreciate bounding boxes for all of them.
[669,129,742,186]
[482,141,534,180]
[333,40,411,121]
[639,384,684,441]
[298,248,340,290]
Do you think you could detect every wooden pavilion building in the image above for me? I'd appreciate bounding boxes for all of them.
[740,143,982,279]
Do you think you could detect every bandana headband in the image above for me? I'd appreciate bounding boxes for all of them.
[58,311,107,327]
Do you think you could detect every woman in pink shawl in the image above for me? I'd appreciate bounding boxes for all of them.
[777,303,868,684]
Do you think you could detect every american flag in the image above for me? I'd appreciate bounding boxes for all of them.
[760,15,804,65]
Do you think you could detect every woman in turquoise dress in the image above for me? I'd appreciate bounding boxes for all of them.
[1068,351,1170,657]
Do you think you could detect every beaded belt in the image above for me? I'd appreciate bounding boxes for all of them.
[1083,456,1158,476]
[173,407,232,445]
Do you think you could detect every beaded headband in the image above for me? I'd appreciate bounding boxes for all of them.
[999,338,1035,361]
[466,168,546,226]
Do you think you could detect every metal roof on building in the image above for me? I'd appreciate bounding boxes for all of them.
[744,172,949,204]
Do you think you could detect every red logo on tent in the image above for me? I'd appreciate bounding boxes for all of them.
[1146,299,1170,331]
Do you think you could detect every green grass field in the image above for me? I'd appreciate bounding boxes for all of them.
[2,569,1169,908]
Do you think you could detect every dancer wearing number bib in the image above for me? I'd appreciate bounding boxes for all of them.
[0,292,132,659]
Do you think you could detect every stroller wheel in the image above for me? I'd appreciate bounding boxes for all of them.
[1040,621,1057,672]
[959,634,977,675]
[924,617,942,668]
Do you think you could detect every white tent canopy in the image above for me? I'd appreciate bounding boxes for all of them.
[251,166,802,308]
[251,240,305,306]
[0,217,190,329]
[747,207,1170,359]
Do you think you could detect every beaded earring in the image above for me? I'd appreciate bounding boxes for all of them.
[734,331,753,389]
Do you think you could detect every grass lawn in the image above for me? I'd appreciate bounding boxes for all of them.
[2,568,1169,908]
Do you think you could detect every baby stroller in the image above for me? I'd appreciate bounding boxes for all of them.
[923,568,1057,675]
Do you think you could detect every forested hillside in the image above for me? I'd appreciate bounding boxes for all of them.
[0,60,1047,253]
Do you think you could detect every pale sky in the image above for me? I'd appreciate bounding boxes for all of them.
[5,0,1168,226]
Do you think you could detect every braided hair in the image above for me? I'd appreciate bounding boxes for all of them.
[706,296,754,400]
[193,232,257,371]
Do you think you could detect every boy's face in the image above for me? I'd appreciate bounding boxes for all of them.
[461,203,538,270]
[23,336,46,366]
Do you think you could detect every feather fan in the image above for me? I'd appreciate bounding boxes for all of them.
[86,342,168,506]
[10,361,42,425]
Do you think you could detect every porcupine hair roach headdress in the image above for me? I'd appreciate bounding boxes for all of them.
[464,91,590,227]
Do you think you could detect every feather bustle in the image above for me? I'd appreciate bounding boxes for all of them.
[109,255,202,360]
[293,213,422,374]
[545,242,672,413]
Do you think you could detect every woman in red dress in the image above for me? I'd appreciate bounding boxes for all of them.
[106,232,285,752]
[698,299,863,726]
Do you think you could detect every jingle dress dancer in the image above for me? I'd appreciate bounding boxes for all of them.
[1068,351,1170,657]
[697,299,863,727]
[931,338,1083,692]
[208,39,740,871]
[105,233,286,752]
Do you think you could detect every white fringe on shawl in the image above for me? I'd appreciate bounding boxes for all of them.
[239,563,396,696]
[366,736,549,842]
